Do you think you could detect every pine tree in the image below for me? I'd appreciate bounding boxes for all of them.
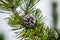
[0,0,57,40]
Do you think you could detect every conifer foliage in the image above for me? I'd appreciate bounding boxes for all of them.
[0,0,56,40]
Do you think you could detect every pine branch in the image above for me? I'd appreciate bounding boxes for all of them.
[0,0,20,18]
[0,0,57,40]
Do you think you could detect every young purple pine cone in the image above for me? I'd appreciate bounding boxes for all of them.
[23,15,36,29]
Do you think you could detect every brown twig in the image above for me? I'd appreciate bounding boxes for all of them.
[25,1,30,15]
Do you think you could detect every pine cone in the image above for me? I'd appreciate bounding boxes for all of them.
[23,15,36,29]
